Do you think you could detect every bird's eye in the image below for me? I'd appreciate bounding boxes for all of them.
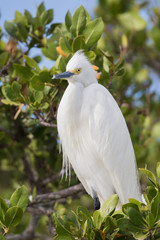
[75,68,81,75]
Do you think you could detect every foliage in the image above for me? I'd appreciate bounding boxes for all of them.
[0,186,28,238]
[0,0,160,239]
[54,164,160,239]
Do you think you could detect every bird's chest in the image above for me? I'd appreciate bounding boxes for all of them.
[57,84,85,143]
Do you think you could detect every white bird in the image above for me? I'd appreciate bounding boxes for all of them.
[53,50,142,210]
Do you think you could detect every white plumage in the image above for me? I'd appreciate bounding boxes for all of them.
[54,50,142,209]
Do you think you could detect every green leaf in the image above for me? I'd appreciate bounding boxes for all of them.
[139,168,157,184]
[39,71,52,82]
[147,186,157,202]
[59,37,71,55]
[9,186,29,212]
[65,10,72,31]
[115,68,125,76]
[13,64,33,81]
[4,21,17,38]
[34,91,43,103]
[85,51,96,61]
[148,212,155,228]
[117,218,142,233]
[54,216,74,239]
[127,207,146,227]
[24,10,35,25]
[100,49,114,63]
[151,27,160,51]
[93,210,102,229]
[156,162,160,180]
[17,22,28,41]
[72,35,86,53]
[41,41,58,60]
[0,197,9,224]
[54,55,66,72]
[151,192,160,221]
[100,194,118,219]
[1,99,20,106]
[37,2,45,16]
[46,23,61,36]
[129,198,142,206]
[31,75,45,91]
[24,55,40,72]
[0,233,6,240]
[118,10,147,31]
[5,206,23,229]
[105,216,117,232]
[40,9,53,25]
[15,11,27,25]
[70,6,86,37]
[0,52,9,68]
[83,18,104,47]
[2,82,21,102]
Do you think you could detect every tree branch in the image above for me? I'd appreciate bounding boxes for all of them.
[22,152,38,189]
[29,183,85,206]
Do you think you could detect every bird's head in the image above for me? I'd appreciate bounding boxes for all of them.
[53,50,97,87]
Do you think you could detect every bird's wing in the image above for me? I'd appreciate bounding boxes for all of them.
[82,83,141,204]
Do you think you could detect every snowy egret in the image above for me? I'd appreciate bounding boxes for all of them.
[53,50,142,210]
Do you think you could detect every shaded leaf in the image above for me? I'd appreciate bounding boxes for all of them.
[72,35,86,53]
[5,207,23,229]
[0,197,9,224]
[4,21,17,38]
[139,168,157,184]
[65,10,72,31]
[40,9,53,25]
[41,41,58,60]
[156,162,160,180]
[31,75,45,91]
[24,55,40,72]
[151,192,160,221]
[13,64,33,81]
[127,207,146,227]
[117,218,142,233]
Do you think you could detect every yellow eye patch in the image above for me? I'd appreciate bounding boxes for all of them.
[70,68,82,75]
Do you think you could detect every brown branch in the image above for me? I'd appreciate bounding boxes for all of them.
[22,152,38,189]
[30,183,85,206]
[35,112,57,128]
[39,120,57,128]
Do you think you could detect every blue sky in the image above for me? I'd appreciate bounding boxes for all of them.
[0,0,97,24]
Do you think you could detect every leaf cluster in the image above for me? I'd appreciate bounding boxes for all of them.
[0,186,28,238]
[54,163,160,239]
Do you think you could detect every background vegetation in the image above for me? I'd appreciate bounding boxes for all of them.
[0,0,160,239]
